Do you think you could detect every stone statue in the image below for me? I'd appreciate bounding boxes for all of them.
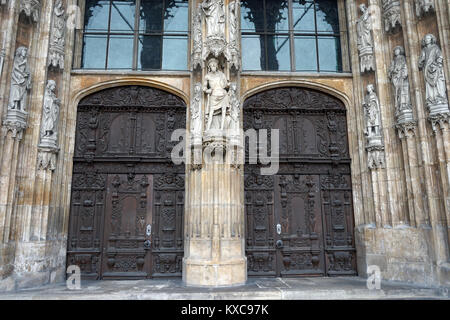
[226,82,240,131]
[382,0,401,32]
[40,80,60,144]
[418,34,449,115]
[191,83,203,135]
[48,0,66,69]
[8,46,32,111]
[415,0,435,18]
[363,84,382,140]
[356,4,375,72]
[204,58,229,131]
[201,0,225,39]
[388,46,413,122]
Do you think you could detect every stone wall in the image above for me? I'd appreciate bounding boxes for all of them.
[0,0,449,291]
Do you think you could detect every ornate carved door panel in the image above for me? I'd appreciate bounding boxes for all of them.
[244,87,357,277]
[101,174,153,279]
[67,86,186,279]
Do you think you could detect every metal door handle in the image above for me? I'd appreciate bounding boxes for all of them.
[144,239,151,249]
[276,223,281,235]
[276,240,283,249]
[146,224,151,236]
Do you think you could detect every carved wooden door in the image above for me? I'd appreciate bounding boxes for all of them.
[244,87,357,277]
[67,86,186,279]
[101,174,153,279]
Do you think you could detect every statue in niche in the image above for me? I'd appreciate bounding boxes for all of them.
[388,46,412,118]
[201,0,225,39]
[8,46,32,111]
[363,84,382,140]
[41,80,60,142]
[191,83,203,134]
[418,34,449,113]
[204,58,229,131]
[226,82,240,131]
[356,3,375,72]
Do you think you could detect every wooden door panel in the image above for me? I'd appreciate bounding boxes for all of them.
[276,174,325,276]
[243,87,357,278]
[67,172,106,280]
[68,86,186,280]
[101,174,153,279]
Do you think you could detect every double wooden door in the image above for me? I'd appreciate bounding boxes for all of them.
[67,86,186,279]
[243,87,357,277]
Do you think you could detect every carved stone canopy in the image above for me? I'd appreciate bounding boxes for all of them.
[20,0,41,23]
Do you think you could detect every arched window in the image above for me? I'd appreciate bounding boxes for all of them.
[241,0,347,72]
[78,0,189,70]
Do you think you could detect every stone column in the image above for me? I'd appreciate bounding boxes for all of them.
[183,0,246,287]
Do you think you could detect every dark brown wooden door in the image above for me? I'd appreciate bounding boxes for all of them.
[244,87,357,277]
[67,86,186,279]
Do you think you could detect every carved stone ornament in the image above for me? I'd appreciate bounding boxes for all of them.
[20,0,41,23]
[418,34,449,117]
[382,0,401,33]
[48,0,66,70]
[37,147,58,171]
[396,121,417,140]
[388,46,414,124]
[39,80,61,149]
[227,0,240,71]
[366,145,385,169]
[356,4,375,73]
[191,5,203,70]
[415,0,435,18]
[0,33,5,79]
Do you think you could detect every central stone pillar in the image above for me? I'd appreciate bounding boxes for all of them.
[183,0,246,287]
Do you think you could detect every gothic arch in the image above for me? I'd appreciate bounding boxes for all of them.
[242,80,352,111]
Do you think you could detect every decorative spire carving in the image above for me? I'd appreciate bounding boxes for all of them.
[382,0,401,33]
[20,0,41,23]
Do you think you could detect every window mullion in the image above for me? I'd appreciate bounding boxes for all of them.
[288,0,295,71]
[105,0,113,70]
[133,0,140,70]
[313,0,320,72]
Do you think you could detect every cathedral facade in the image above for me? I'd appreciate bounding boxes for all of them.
[0,0,449,290]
